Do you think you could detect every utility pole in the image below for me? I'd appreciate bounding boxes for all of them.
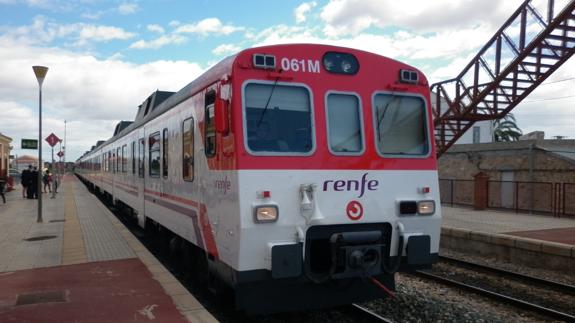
[33,65,48,223]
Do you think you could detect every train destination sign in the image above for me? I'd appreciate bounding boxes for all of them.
[21,139,38,149]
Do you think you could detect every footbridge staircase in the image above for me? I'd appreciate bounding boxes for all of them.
[432,0,575,157]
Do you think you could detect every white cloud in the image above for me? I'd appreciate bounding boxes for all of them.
[117,3,139,15]
[295,1,317,24]
[212,44,241,56]
[77,25,135,44]
[320,0,524,36]
[129,34,187,49]
[147,24,165,34]
[0,17,135,46]
[174,18,244,36]
[0,44,204,161]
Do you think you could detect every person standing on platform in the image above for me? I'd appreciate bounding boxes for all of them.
[43,172,52,193]
[0,178,6,204]
[22,165,33,199]
[31,167,39,199]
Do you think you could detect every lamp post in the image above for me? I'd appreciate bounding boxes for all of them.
[33,65,48,223]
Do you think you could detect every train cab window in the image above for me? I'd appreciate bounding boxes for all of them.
[244,82,313,154]
[162,128,168,178]
[204,91,216,158]
[122,145,127,173]
[373,93,429,156]
[182,117,194,181]
[149,132,160,177]
[138,138,144,178]
[326,93,363,154]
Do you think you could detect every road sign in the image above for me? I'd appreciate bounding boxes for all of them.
[45,133,61,147]
[57,151,64,157]
[21,139,38,149]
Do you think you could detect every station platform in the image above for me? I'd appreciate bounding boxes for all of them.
[442,206,575,245]
[0,174,217,323]
[441,206,575,272]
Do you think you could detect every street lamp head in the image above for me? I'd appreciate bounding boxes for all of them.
[32,66,49,87]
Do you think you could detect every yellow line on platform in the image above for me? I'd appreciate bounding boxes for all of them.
[62,179,88,265]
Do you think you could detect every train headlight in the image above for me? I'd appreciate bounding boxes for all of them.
[254,205,279,223]
[322,52,359,75]
[417,200,435,215]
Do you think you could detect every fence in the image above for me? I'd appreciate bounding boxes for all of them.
[439,179,575,217]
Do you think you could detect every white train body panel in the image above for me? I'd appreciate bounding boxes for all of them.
[234,169,441,271]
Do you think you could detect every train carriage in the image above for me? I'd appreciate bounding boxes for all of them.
[76,43,441,314]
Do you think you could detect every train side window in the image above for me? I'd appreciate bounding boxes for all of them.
[116,149,120,173]
[108,151,112,173]
[162,128,168,178]
[122,145,127,173]
[138,138,144,178]
[204,91,216,158]
[183,117,194,181]
[373,93,429,156]
[149,132,160,177]
[326,93,364,155]
[131,141,135,174]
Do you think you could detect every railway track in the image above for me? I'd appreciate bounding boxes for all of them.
[412,256,575,322]
[341,304,395,322]
[439,255,575,295]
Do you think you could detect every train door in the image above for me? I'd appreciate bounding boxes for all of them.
[201,90,216,211]
[136,128,146,228]
[145,129,162,221]
[161,127,169,201]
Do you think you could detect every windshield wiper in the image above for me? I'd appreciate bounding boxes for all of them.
[256,77,280,128]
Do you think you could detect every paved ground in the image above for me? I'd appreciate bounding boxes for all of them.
[503,227,575,245]
[0,259,187,323]
[442,205,575,245]
[0,175,216,322]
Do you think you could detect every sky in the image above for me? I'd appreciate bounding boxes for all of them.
[0,0,574,163]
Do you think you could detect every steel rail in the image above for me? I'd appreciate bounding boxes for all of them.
[412,270,575,322]
[345,304,395,323]
[438,255,575,295]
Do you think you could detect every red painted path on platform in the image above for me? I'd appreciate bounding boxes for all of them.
[506,227,575,246]
[0,258,187,323]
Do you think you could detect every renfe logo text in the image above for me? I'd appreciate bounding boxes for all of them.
[323,173,379,198]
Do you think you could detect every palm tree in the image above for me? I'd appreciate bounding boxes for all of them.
[493,113,523,142]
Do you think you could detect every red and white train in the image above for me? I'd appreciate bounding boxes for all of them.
[76,44,441,314]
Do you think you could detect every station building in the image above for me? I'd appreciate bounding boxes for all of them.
[0,132,12,179]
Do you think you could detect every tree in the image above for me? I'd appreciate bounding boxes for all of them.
[493,113,523,142]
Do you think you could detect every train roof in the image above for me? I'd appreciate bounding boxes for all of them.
[79,43,425,161]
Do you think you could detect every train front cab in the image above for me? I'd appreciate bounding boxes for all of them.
[218,45,440,314]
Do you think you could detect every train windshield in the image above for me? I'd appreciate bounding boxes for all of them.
[374,93,429,156]
[244,83,313,154]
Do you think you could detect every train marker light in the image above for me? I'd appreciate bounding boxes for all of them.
[253,54,276,69]
[417,200,435,215]
[257,190,271,199]
[399,69,419,84]
[420,186,430,194]
[254,205,278,223]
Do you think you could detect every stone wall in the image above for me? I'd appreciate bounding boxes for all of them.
[438,140,575,215]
